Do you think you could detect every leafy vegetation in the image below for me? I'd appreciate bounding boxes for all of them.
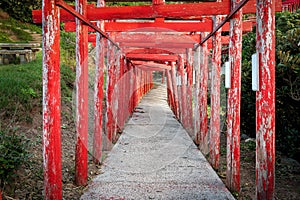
[241,10,300,160]
[0,130,30,189]
[0,51,75,121]
[0,0,41,23]
[0,17,42,43]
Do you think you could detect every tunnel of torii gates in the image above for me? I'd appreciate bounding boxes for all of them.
[33,0,281,199]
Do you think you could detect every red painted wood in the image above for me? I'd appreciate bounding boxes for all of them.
[166,69,173,108]
[112,51,121,142]
[106,40,116,144]
[153,0,165,5]
[171,62,179,119]
[135,61,181,69]
[118,56,125,131]
[194,47,201,145]
[137,65,165,72]
[42,0,62,198]
[210,15,222,170]
[179,56,188,128]
[226,0,242,192]
[64,21,252,33]
[199,33,209,155]
[125,48,175,55]
[63,21,210,32]
[120,42,195,49]
[75,0,88,186]
[127,53,178,62]
[256,0,276,199]
[177,70,183,122]
[92,0,105,166]
[32,1,281,23]
[127,62,133,114]
[186,49,194,135]
[109,33,200,43]
[88,34,231,47]
[132,67,138,109]
[89,32,200,44]
[55,0,119,47]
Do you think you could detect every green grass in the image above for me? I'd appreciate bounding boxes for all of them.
[0,17,42,43]
[0,52,75,121]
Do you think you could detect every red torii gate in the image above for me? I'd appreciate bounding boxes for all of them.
[36,0,280,199]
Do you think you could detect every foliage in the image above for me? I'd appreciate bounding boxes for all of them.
[60,30,76,69]
[0,17,42,43]
[241,10,300,160]
[0,52,76,121]
[0,130,30,188]
[0,0,41,23]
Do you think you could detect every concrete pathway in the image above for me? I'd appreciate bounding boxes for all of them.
[81,84,235,200]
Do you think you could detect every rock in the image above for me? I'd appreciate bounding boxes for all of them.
[245,138,255,143]
[241,134,250,140]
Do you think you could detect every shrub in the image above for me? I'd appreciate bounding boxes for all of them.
[0,130,30,188]
[241,11,300,160]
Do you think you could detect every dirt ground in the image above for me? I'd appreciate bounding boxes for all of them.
[1,99,300,199]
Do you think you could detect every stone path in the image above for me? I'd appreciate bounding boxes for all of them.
[81,84,235,200]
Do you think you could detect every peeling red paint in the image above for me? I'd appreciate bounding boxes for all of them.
[199,32,209,155]
[179,56,188,128]
[93,0,105,165]
[171,62,179,119]
[256,0,276,199]
[75,0,89,186]
[106,39,116,143]
[226,0,242,192]
[186,49,194,135]
[210,15,222,169]
[42,0,62,198]
[194,47,201,145]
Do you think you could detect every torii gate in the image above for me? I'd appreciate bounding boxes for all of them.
[34,0,280,199]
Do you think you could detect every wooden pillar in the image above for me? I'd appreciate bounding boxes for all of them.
[226,0,242,192]
[179,56,187,127]
[171,62,179,119]
[106,41,116,143]
[133,67,139,108]
[210,15,222,169]
[93,0,105,165]
[194,46,201,145]
[166,69,173,109]
[256,0,276,199]
[199,33,209,155]
[128,63,135,114]
[118,56,125,131]
[186,49,194,135]
[177,62,183,122]
[42,0,62,198]
[75,0,88,186]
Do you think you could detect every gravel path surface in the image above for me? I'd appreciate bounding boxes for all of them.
[81,84,235,200]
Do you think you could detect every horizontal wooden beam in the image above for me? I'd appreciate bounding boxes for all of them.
[120,42,195,49]
[64,20,252,33]
[122,47,188,54]
[123,48,176,55]
[65,21,213,32]
[127,53,178,62]
[133,61,171,70]
[32,0,281,22]
[136,65,165,72]
[89,33,200,43]
[89,35,230,49]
